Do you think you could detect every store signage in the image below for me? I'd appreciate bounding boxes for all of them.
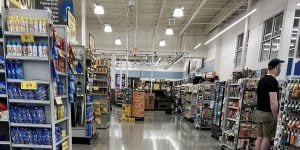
[89,34,95,51]
[132,47,140,53]
[35,0,74,25]
[55,97,62,105]
[67,9,76,43]
[21,81,37,90]
[9,0,34,9]
[21,33,34,43]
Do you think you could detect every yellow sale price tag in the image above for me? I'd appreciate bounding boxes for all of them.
[55,97,62,105]
[93,86,99,90]
[21,33,34,43]
[21,81,37,90]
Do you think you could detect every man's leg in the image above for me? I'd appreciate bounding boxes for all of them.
[260,137,271,150]
[255,136,263,150]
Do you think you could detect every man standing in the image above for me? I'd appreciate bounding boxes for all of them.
[255,58,284,150]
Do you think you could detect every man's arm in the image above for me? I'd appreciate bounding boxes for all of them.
[269,92,278,118]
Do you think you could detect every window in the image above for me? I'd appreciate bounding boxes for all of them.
[260,13,284,61]
[235,33,244,67]
[234,32,249,67]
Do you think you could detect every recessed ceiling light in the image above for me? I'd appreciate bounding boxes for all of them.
[159,40,166,47]
[104,24,112,32]
[165,27,174,35]
[297,2,300,6]
[173,6,184,17]
[94,4,104,15]
[115,38,122,45]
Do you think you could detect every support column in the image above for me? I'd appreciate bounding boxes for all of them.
[240,0,252,70]
[81,0,86,46]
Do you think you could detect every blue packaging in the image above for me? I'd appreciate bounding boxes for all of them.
[6,61,12,78]
[52,41,58,59]
[15,61,24,79]
[10,61,16,79]
[43,129,51,145]
[7,84,12,99]
[0,81,6,94]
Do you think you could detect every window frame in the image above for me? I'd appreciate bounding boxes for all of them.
[234,31,250,68]
[260,12,284,62]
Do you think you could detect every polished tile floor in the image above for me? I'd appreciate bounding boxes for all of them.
[73,107,220,150]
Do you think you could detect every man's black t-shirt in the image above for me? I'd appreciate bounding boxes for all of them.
[257,75,279,112]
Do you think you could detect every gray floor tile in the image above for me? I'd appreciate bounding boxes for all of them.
[73,107,220,150]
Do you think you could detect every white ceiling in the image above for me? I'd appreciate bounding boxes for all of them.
[72,0,250,68]
[74,0,248,34]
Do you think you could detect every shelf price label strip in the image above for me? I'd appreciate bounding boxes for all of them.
[21,81,38,90]
[20,33,34,43]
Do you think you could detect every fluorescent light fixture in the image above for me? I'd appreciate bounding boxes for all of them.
[165,27,174,35]
[115,38,122,45]
[104,24,112,32]
[193,43,202,50]
[94,4,104,15]
[205,8,257,45]
[297,2,300,6]
[159,40,166,47]
[173,6,184,17]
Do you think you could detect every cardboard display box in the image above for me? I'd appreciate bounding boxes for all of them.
[145,93,155,109]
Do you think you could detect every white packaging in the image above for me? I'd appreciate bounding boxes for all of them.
[43,42,48,57]
[6,42,12,56]
[32,42,38,57]
[16,42,22,56]
[34,18,39,33]
[38,42,43,57]
[11,42,17,56]
[28,43,33,56]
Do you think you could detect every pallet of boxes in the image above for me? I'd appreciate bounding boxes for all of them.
[118,104,135,123]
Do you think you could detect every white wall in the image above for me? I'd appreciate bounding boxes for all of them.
[204,0,289,81]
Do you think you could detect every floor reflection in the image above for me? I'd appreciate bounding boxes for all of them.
[73,107,220,150]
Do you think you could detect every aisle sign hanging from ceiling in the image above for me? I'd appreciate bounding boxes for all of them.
[67,9,76,43]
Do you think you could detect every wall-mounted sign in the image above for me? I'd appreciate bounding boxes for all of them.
[89,34,95,51]
[9,0,34,9]
[67,9,76,43]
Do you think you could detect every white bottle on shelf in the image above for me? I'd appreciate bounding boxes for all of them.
[32,42,38,57]
[11,41,17,56]
[38,42,43,57]
[6,41,12,56]
[28,42,33,56]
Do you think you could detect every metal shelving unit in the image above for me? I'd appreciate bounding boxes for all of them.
[71,45,98,144]
[1,8,72,150]
[221,79,258,149]
[194,83,215,129]
[0,7,9,149]
[93,58,111,129]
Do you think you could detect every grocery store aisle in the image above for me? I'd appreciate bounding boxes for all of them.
[73,107,219,150]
